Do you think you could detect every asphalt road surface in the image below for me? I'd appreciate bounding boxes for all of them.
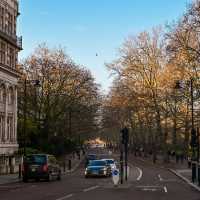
[0,148,199,200]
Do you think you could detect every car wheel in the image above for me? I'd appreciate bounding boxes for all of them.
[35,178,40,182]
[57,173,61,181]
[47,173,53,182]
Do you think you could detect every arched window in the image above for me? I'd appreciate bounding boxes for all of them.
[8,87,14,105]
[0,86,3,102]
[2,85,6,103]
[0,113,5,142]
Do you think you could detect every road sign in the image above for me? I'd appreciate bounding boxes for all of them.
[112,169,120,186]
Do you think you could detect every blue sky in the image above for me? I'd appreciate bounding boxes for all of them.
[18,0,193,92]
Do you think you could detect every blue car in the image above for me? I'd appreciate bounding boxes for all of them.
[85,160,111,178]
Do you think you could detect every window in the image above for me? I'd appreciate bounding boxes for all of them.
[8,89,13,104]
[0,87,3,102]
[48,156,57,164]
[7,47,15,68]
[24,155,47,164]
[0,42,6,64]
[7,116,13,141]
[7,12,13,36]
[0,6,4,31]
[0,114,5,142]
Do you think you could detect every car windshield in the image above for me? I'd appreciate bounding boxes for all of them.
[88,160,106,166]
[105,160,114,164]
[24,155,47,164]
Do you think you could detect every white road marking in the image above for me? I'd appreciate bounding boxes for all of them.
[136,186,161,188]
[164,186,168,193]
[161,179,177,182]
[136,185,167,193]
[56,193,73,200]
[83,185,99,192]
[142,188,157,192]
[136,167,143,181]
[158,174,163,181]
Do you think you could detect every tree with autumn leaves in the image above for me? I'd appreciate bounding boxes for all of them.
[18,44,100,155]
[102,1,200,161]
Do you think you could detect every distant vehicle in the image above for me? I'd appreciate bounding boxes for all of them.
[85,160,111,178]
[90,144,97,148]
[22,154,61,182]
[85,154,97,167]
[101,159,117,170]
[96,144,104,148]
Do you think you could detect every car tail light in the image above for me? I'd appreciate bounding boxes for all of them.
[43,164,48,172]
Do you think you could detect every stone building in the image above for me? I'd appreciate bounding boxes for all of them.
[0,0,22,174]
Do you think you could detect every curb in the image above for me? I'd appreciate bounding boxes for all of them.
[168,168,200,192]
[0,178,20,185]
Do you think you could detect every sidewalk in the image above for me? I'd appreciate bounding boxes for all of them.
[0,174,19,185]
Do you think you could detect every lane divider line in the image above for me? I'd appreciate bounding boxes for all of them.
[56,193,73,200]
[158,174,163,181]
[135,167,143,181]
[83,185,99,192]
[136,185,161,188]
[164,186,168,193]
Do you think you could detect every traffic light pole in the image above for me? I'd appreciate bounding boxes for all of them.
[190,78,197,183]
[125,142,128,181]
[120,127,129,183]
[120,143,123,184]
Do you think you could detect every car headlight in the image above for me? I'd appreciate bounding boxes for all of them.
[103,167,107,171]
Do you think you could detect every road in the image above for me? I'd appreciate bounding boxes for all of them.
[0,148,199,200]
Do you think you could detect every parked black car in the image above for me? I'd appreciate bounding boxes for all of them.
[22,154,61,182]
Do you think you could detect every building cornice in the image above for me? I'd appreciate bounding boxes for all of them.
[0,64,20,78]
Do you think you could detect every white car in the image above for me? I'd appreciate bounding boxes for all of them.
[101,159,117,171]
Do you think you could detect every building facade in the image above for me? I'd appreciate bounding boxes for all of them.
[0,0,22,174]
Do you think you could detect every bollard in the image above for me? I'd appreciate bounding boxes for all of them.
[63,162,66,173]
[78,153,80,160]
[198,164,200,186]
[18,164,21,179]
[68,159,71,171]
[192,162,196,183]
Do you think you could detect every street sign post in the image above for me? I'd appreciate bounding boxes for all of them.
[112,169,120,186]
